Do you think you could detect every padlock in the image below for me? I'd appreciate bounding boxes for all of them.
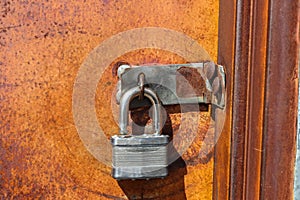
[111,86,169,180]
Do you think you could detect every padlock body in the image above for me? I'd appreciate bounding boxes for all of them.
[111,134,169,180]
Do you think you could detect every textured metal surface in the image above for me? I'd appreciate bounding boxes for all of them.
[111,135,168,180]
[213,0,236,199]
[111,135,169,146]
[295,67,300,200]
[112,167,168,180]
[0,0,219,199]
[260,0,299,199]
[216,0,299,199]
[229,0,269,199]
[229,0,252,198]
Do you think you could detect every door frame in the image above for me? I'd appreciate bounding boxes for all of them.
[214,0,299,199]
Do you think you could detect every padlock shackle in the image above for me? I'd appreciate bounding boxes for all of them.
[119,86,161,135]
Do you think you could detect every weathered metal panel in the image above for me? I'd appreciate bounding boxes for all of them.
[216,0,299,199]
[260,0,299,199]
[0,0,219,199]
[213,0,236,199]
[295,67,300,200]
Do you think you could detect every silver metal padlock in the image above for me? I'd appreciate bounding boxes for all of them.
[111,86,169,180]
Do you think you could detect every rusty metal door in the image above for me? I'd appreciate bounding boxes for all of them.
[1,0,299,199]
[1,0,220,199]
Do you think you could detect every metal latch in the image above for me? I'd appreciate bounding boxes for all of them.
[110,61,226,180]
[115,61,226,110]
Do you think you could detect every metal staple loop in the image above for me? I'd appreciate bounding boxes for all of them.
[138,73,145,100]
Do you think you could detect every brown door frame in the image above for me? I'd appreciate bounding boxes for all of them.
[214,0,299,199]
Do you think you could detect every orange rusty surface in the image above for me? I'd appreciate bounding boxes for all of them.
[0,0,219,199]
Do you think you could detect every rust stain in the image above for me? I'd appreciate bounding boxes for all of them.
[176,67,207,98]
[0,0,219,199]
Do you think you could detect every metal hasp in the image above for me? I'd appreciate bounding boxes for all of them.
[111,61,226,180]
[115,61,226,110]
